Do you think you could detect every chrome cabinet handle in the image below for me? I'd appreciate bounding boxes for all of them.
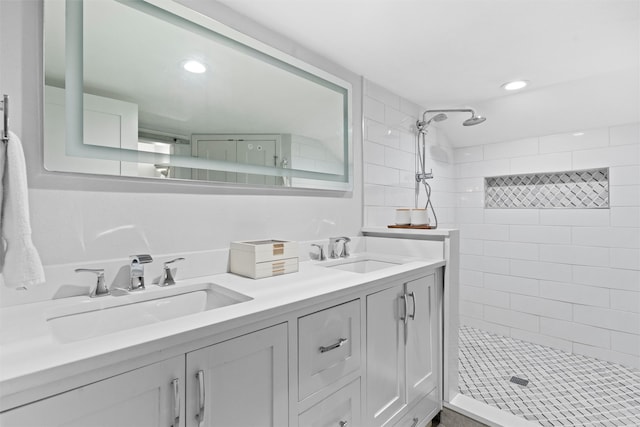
[171,378,180,427]
[409,291,416,320]
[400,293,409,343]
[410,417,419,427]
[400,294,409,325]
[319,338,348,353]
[195,370,205,427]
[339,421,348,427]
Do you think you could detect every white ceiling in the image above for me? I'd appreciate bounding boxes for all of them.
[215,0,640,146]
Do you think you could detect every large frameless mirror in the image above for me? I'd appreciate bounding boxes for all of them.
[43,0,352,191]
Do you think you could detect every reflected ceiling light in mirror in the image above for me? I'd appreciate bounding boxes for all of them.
[501,80,528,91]
[183,60,206,74]
[572,132,585,136]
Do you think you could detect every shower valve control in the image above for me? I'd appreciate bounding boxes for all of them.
[416,170,434,182]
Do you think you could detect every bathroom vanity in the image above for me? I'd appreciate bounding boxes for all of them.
[0,247,447,427]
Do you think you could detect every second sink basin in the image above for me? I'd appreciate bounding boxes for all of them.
[329,259,401,274]
[46,282,252,344]
[321,254,408,274]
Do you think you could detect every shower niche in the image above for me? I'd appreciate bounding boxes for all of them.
[485,168,609,209]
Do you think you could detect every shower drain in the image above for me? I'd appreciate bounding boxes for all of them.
[509,376,529,387]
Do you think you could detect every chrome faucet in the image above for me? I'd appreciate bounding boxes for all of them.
[329,237,351,259]
[158,257,185,287]
[129,254,153,291]
[75,268,110,297]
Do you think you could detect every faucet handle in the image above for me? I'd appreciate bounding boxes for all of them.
[329,236,351,259]
[328,237,341,259]
[164,257,185,268]
[75,268,110,298]
[340,237,351,258]
[310,244,326,261]
[159,257,185,287]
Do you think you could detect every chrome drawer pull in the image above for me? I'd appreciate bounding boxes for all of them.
[319,338,348,353]
[339,421,348,427]
[195,370,205,427]
[171,378,180,427]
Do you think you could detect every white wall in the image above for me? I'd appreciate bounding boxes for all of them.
[363,80,456,229]
[454,123,640,369]
[0,0,362,306]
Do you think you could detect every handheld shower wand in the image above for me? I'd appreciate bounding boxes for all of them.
[415,113,447,183]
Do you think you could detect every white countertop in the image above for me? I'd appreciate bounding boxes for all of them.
[361,226,458,239]
[0,253,445,410]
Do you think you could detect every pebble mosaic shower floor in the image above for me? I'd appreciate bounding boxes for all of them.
[458,325,640,426]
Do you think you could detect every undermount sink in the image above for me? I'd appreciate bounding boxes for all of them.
[46,282,252,343]
[322,256,403,274]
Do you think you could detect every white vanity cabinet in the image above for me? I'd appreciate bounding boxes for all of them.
[0,355,185,427]
[366,274,439,427]
[0,266,443,427]
[185,323,289,427]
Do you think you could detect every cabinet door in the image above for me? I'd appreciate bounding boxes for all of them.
[0,356,185,427]
[366,284,406,427]
[186,323,288,427]
[406,275,437,405]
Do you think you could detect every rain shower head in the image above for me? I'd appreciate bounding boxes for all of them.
[463,114,486,126]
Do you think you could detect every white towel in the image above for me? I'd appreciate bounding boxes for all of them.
[0,131,45,288]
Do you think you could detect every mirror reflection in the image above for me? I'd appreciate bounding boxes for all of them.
[43,0,352,189]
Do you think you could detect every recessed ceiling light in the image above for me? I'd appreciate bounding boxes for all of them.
[183,60,206,74]
[502,80,528,91]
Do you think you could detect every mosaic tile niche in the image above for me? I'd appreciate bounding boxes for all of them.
[484,168,609,209]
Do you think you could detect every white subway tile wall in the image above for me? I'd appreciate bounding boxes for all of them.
[454,122,640,369]
[363,79,456,228]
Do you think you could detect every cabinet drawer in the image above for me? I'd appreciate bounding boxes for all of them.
[298,299,361,400]
[299,378,361,427]
[392,387,440,427]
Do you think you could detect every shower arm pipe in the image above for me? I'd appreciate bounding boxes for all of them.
[420,108,478,123]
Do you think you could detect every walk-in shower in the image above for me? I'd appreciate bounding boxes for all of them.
[415,109,486,228]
